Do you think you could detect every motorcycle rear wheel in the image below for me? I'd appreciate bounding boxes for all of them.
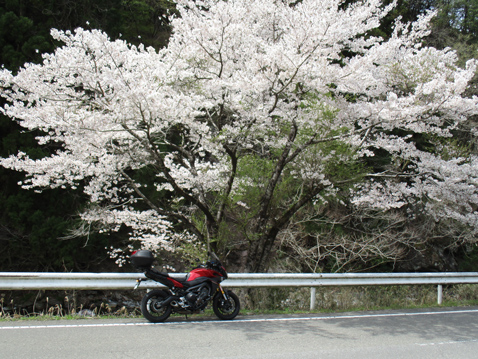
[213,290,240,320]
[141,290,172,323]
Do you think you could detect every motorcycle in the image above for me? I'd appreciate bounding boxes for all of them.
[130,250,240,323]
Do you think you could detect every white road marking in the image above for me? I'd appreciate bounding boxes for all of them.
[417,339,478,346]
[1,308,478,330]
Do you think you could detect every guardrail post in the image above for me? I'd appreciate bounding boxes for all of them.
[310,287,316,311]
[437,284,443,305]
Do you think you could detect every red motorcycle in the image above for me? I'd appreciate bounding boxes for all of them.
[131,250,240,322]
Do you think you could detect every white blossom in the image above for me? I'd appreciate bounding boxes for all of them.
[1,0,478,259]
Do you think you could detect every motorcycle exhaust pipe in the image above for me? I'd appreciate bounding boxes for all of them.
[161,295,179,307]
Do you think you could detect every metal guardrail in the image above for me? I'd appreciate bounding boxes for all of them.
[2,272,478,290]
[1,272,478,309]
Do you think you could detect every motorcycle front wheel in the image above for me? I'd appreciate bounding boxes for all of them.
[213,290,240,320]
[141,289,172,323]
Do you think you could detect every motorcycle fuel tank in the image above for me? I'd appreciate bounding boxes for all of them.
[187,268,221,281]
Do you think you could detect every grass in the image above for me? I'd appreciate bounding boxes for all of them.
[1,284,478,321]
[0,295,142,321]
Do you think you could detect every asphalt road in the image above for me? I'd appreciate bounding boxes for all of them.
[1,307,478,358]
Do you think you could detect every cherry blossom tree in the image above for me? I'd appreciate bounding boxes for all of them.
[1,0,477,271]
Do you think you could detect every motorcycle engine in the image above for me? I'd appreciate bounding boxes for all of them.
[185,286,209,309]
[185,292,198,305]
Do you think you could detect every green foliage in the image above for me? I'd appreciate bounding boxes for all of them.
[0,117,113,271]
[436,0,478,38]
[456,245,478,271]
[0,9,50,69]
[428,0,478,65]
[0,0,174,71]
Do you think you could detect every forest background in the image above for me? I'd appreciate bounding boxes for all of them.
[1,0,477,274]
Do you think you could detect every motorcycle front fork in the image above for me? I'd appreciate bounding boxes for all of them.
[218,284,229,300]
